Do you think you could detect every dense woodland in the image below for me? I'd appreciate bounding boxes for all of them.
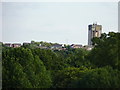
[2,32,120,88]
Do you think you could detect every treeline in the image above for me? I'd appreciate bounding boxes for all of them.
[26,41,60,48]
[2,32,120,88]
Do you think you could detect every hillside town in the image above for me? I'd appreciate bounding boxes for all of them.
[0,23,103,51]
[1,41,94,51]
[2,1,119,88]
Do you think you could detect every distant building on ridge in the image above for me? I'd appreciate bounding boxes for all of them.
[71,44,82,49]
[12,43,21,48]
[88,23,102,45]
[4,43,12,47]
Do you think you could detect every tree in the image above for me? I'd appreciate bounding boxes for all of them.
[89,32,120,69]
[53,66,89,88]
[2,57,32,88]
[65,48,90,68]
[72,66,120,88]
[2,47,52,88]
[31,48,65,70]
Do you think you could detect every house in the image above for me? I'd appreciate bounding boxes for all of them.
[23,42,31,46]
[71,44,82,48]
[39,46,48,49]
[4,43,12,47]
[83,45,94,50]
[12,43,21,48]
[38,44,48,49]
[51,44,63,49]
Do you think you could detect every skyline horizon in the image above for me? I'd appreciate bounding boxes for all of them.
[1,28,118,45]
[2,23,118,45]
[2,2,118,45]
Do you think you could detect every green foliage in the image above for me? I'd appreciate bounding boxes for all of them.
[53,66,120,88]
[89,32,120,69]
[2,48,52,88]
[2,32,120,88]
[31,48,66,70]
[53,66,89,88]
[65,48,90,67]
[72,66,120,88]
[2,56,32,88]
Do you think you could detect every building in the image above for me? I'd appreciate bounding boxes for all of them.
[4,43,12,47]
[51,44,63,50]
[83,45,94,51]
[23,42,31,46]
[12,43,21,48]
[71,44,82,48]
[88,23,102,45]
[39,44,48,49]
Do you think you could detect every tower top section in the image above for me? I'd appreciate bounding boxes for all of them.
[88,23,102,31]
[93,22,97,25]
[88,23,102,45]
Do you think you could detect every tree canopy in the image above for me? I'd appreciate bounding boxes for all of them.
[2,32,120,88]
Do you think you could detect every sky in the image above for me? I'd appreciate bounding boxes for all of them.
[2,2,118,45]
[118,1,120,32]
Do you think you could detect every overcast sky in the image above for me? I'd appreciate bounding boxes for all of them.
[2,2,118,45]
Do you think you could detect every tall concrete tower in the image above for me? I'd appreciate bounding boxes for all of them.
[88,23,102,45]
